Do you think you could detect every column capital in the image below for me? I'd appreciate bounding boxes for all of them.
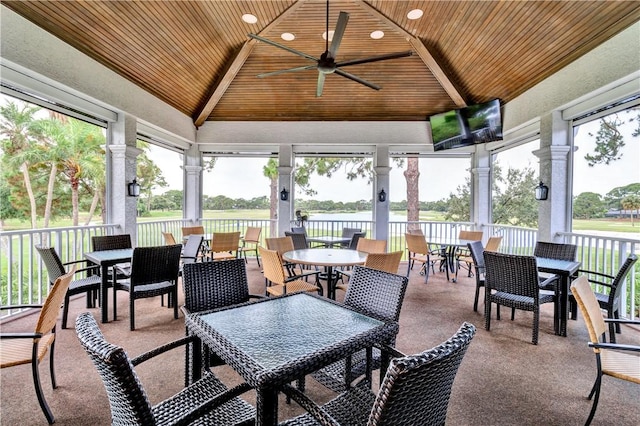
[374,166,392,176]
[109,144,143,160]
[472,167,491,177]
[533,145,571,161]
[278,166,293,176]
[184,165,202,175]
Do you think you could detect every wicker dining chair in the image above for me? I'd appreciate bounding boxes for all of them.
[454,230,483,280]
[75,312,256,426]
[483,251,557,345]
[92,234,133,279]
[355,238,387,254]
[281,322,476,426]
[35,245,102,329]
[570,276,640,425]
[239,226,262,266]
[0,270,74,424]
[485,235,503,252]
[339,227,362,248]
[311,266,408,392]
[570,254,638,343]
[112,244,182,330]
[266,236,300,276]
[162,231,177,245]
[259,246,322,297]
[405,232,446,283]
[285,231,310,250]
[207,232,241,261]
[336,251,403,288]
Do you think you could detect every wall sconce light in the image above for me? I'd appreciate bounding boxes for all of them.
[280,187,289,201]
[128,179,141,197]
[378,188,387,203]
[535,181,549,201]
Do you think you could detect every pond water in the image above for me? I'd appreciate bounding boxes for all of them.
[305,212,409,221]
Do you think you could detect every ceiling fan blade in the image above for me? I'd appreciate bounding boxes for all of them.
[328,11,349,58]
[336,50,414,68]
[248,33,318,62]
[335,69,381,90]
[316,73,326,97]
[258,65,316,78]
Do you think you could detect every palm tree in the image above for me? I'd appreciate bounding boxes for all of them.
[621,195,640,226]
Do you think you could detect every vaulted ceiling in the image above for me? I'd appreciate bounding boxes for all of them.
[4,1,640,125]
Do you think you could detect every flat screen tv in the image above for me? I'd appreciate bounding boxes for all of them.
[430,99,502,151]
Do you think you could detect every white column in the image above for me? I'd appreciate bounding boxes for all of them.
[183,144,203,224]
[374,147,391,241]
[534,111,572,242]
[277,145,293,236]
[109,114,141,242]
[472,144,491,240]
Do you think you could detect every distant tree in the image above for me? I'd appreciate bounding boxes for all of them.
[573,192,606,219]
[444,177,471,222]
[621,194,640,226]
[604,183,640,213]
[137,143,168,213]
[584,109,639,166]
[492,166,538,227]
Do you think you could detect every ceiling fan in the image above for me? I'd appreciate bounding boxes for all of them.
[248,0,413,97]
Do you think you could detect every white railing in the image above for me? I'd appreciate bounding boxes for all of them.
[2,219,638,320]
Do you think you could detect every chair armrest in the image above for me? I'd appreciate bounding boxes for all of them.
[173,382,254,426]
[538,275,557,289]
[0,304,43,311]
[589,342,640,352]
[284,269,321,283]
[577,270,615,288]
[131,335,199,366]
[279,384,340,426]
[0,332,42,339]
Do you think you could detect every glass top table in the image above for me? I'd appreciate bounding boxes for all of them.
[84,248,133,323]
[306,235,352,248]
[536,256,581,337]
[186,293,398,425]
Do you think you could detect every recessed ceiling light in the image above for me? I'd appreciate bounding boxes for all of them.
[242,13,258,24]
[370,30,384,39]
[281,32,295,41]
[407,9,424,20]
[322,30,335,41]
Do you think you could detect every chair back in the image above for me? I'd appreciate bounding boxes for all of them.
[182,259,250,313]
[243,226,262,243]
[533,241,577,261]
[606,254,638,307]
[266,236,295,256]
[459,230,483,241]
[467,241,485,272]
[369,322,476,426]
[259,246,287,285]
[75,312,154,425]
[210,232,240,253]
[285,231,309,250]
[182,226,205,238]
[182,235,203,264]
[162,232,177,245]
[348,231,367,249]
[341,227,362,239]
[483,251,540,299]
[36,270,74,335]
[290,227,306,235]
[356,238,387,254]
[35,245,67,284]
[344,266,408,322]
[364,251,403,274]
[129,245,182,287]
[92,235,132,251]
[405,232,428,255]
[485,236,503,252]
[571,276,607,347]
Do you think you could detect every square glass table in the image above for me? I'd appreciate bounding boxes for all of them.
[185,292,398,425]
[84,248,133,323]
[536,257,581,337]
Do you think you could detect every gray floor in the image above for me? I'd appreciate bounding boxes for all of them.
[1,259,639,425]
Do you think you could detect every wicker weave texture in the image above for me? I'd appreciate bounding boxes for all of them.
[533,241,577,261]
[92,235,132,251]
[355,238,387,254]
[182,259,251,313]
[259,246,320,296]
[483,251,555,344]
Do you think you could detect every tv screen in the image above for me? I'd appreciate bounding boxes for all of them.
[430,99,502,151]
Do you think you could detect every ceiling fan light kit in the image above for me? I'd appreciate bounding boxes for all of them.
[248,0,413,97]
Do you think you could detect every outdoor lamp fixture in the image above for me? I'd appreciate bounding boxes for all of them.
[378,188,387,202]
[280,187,289,201]
[128,179,141,197]
[535,181,549,201]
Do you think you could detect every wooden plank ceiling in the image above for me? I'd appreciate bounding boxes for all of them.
[4,1,640,124]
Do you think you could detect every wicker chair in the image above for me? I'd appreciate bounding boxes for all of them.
[311,266,408,392]
[347,231,366,250]
[285,231,310,250]
[207,232,241,261]
[534,241,577,287]
[92,234,133,279]
[355,238,387,254]
[181,259,266,374]
[281,322,476,426]
[75,312,256,426]
[336,251,403,288]
[112,244,182,330]
[467,240,486,312]
[162,231,177,245]
[454,230,483,281]
[483,251,557,345]
[485,235,503,252]
[405,232,446,283]
[259,246,323,296]
[179,234,204,274]
[181,225,205,238]
[339,227,362,248]
[570,254,638,343]
[239,226,262,266]
[266,236,299,276]
[570,276,640,425]
[0,270,74,424]
[35,245,102,329]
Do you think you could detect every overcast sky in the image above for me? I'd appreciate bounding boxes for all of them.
[150,116,638,202]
